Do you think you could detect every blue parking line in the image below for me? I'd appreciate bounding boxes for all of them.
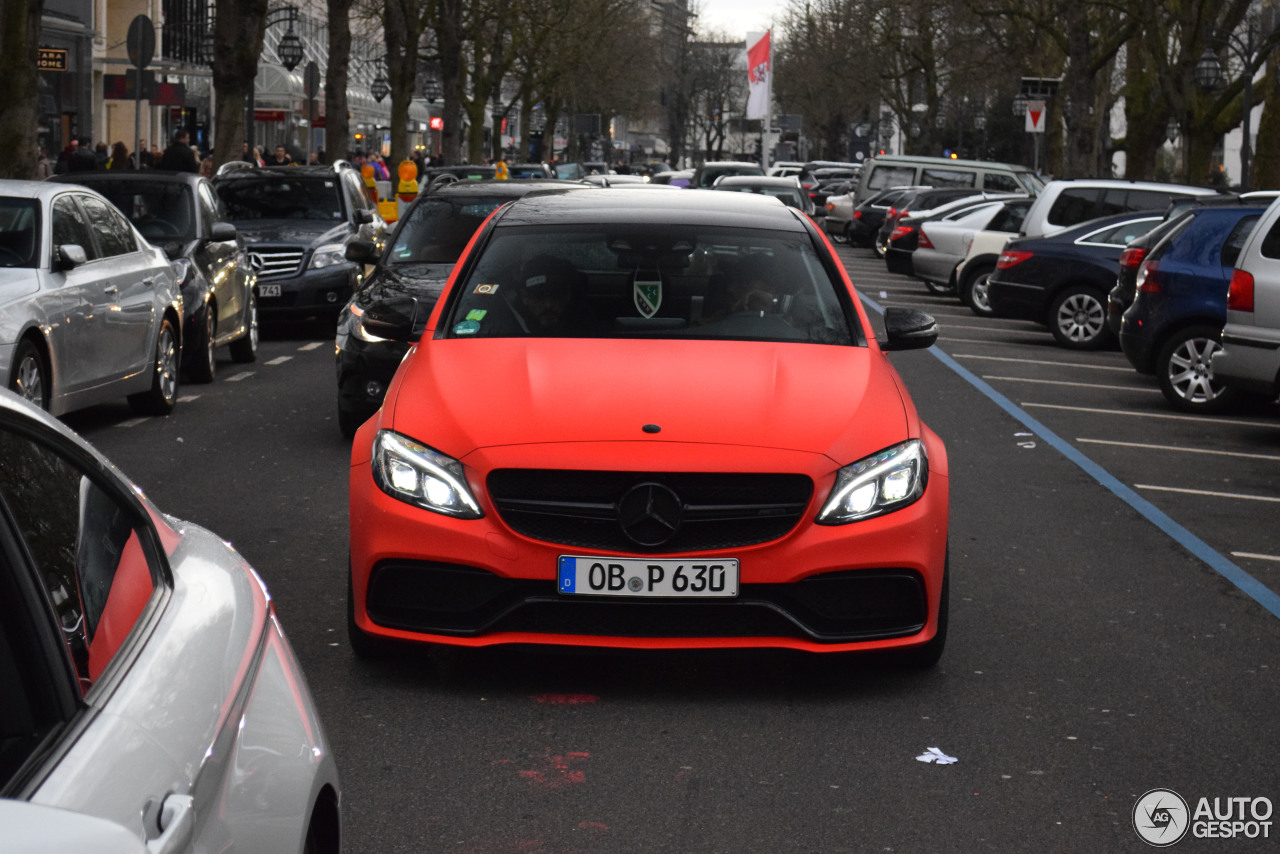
[863,295,1280,620]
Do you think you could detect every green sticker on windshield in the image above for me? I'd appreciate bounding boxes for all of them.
[466,309,487,321]
[454,320,481,336]
[396,244,411,258]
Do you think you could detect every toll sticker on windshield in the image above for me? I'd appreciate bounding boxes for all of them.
[453,320,481,336]
[474,283,499,295]
[395,244,412,258]
[465,309,487,321]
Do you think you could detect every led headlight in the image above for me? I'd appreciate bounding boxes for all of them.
[372,431,482,518]
[348,302,389,342]
[170,257,193,285]
[309,243,348,270]
[816,439,927,524]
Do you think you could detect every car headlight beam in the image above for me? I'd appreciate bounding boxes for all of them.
[817,440,927,525]
[372,431,483,518]
[310,243,348,270]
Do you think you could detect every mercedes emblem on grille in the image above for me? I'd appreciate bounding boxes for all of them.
[249,253,265,273]
[617,482,684,547]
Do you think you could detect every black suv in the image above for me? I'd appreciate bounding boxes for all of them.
[50,170,258,381]
[213,161,384,323]
[335,179,592,436]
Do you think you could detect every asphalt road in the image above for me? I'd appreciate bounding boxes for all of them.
[65,247,1280,853]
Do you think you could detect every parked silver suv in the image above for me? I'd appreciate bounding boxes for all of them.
[1211,196,1280,400]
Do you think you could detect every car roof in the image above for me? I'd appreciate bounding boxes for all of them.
[429,179,589,198]
[715,176,801,186]
[214,165,348,181]
[492,188,807,230]
[1041,178,1222,195]
[49,171,204,187]
[1,178,102,200]
[1031,209,1166,242]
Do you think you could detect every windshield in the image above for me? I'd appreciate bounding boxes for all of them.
[445,224,859,345]
[0,198,39,268]
[83,182,195,241]
[388,196,506,265]
[216,177,344,221]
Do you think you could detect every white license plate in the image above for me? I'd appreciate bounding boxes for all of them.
[260,284,282,297]
[557,556,738,598]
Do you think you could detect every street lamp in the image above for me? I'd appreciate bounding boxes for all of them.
[246,5,303,162]
[1011,93,1029,118]
[1194,19,1277,193]
[371,72,389,103]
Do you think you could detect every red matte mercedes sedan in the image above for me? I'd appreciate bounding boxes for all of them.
[348,190,949,665]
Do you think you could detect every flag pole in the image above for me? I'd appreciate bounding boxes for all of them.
[763,26,772,171]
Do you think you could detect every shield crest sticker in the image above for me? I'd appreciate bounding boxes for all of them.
[634,269,662,318]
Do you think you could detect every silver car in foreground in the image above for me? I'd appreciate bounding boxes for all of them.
[1214,195,1280,400]
[0,391,340,852]
[0,179,182,416]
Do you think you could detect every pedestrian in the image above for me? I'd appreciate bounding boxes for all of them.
[35,145,52,179]
[93,141,109,169]
[138,138,154,168]
[269,145,293,166]
[54,140,76,174]
[199,156,214,178]
[107,141,134,169]
[371,154,389,180]
[70,137,98,172]
[159,129,199,172]
[150,143,163,167]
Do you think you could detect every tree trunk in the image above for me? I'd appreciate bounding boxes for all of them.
[324,0,353,162]
[0,0,44,179]
[210,0,268,168]
[437,0,464,164]
[1253,73,1280,191]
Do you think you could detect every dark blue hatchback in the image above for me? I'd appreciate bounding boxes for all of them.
[1118,205,1266,412]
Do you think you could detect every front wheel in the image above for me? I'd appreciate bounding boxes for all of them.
[873,234,888,258]
[188,303,216,384]
[1156,325,1240,413]
[924,279,955,296]
[229,288,259,363]
[1049,286,1113,350]
[9,339,49,410]
[128,317,180,415]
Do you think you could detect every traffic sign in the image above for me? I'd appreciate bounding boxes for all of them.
[1025,100,1046,134]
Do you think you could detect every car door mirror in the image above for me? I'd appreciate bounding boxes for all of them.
[878,306,938,351]
[361,295,420,342]
[345,240,380,264]
[354,208,374,225]
[210,221,237,242]
[54,244,88,271]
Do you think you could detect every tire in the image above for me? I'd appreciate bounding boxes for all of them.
[9,338,49,410]
[229,289,259,363]
[188,303,216,384]
[873,234,888,258]
[924,278,955,296]
[1156,325,1240,413]
[1049,286,1113,350]
[128,317,180,416]
[961,265,997,317]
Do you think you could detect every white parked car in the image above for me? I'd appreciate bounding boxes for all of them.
[0,180,183,416]
[1018,178,1221,239]
[1212,195,1280,401]
[913,197,1032,294]
[0,391,341,852]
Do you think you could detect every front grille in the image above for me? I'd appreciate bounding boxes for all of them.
[249,246,305,278]
[366,561,927,643]
[487,469,813,552]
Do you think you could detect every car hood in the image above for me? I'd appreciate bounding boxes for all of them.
[357,263,453,310]
[386,338,910,465]
[229,219,350,246]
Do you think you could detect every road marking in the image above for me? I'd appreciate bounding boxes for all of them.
[936,336,1029,346]
[265,356,293,366]
[1234,552,1280,563]
[1136,484,1280,503]
[857,294,1280,620]
[982,375,1160,393]
[1077,438,1280,462]
[226,371,254,382]
[117,417,149,428]
[299,342,325,351]
[178,394,201,402]
[1023,402,1280,429]
[955,354,1133,372]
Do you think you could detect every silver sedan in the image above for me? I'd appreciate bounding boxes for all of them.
[0,390,341,852]
[0,180,182,416]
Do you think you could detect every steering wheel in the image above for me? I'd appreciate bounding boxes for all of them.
[0,247,25,266]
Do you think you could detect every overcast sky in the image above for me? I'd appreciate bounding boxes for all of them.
[693,0,781,41]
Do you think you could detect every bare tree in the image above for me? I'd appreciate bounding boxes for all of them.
[325,0,356,161]
[210,0,269,167]
[0,0,45,178]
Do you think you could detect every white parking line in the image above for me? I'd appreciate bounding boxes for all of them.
[226,371,254,382]
[116,417,149,428]
[1136,484,1280,503]
[1077,438,1280,462]
[1023,402,1280,429]
[1233,552,1280,563]
[177,394,201,403]
[937,336,1027,345]
[265,356,293,366]
[955,353,1133,372]
[298,342,325,351]
[983,375,1160,393]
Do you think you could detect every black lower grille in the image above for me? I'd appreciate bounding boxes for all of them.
[366,561,927,643]
[487,469,813,552]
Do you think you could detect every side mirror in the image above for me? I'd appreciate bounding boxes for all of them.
[878,306,938,351]
[345,239,380,264]
[354,208,374,225]
[54,244,88,271]
[210,221,237,242]
[361,295,420,342]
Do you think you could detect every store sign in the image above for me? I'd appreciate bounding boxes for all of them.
[38,48,68,71]
[254,109,287,122]
[103,71,185,105]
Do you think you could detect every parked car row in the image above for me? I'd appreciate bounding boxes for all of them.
[862,174,1280,415]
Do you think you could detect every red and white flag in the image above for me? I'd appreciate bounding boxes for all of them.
[746,30,771,120]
